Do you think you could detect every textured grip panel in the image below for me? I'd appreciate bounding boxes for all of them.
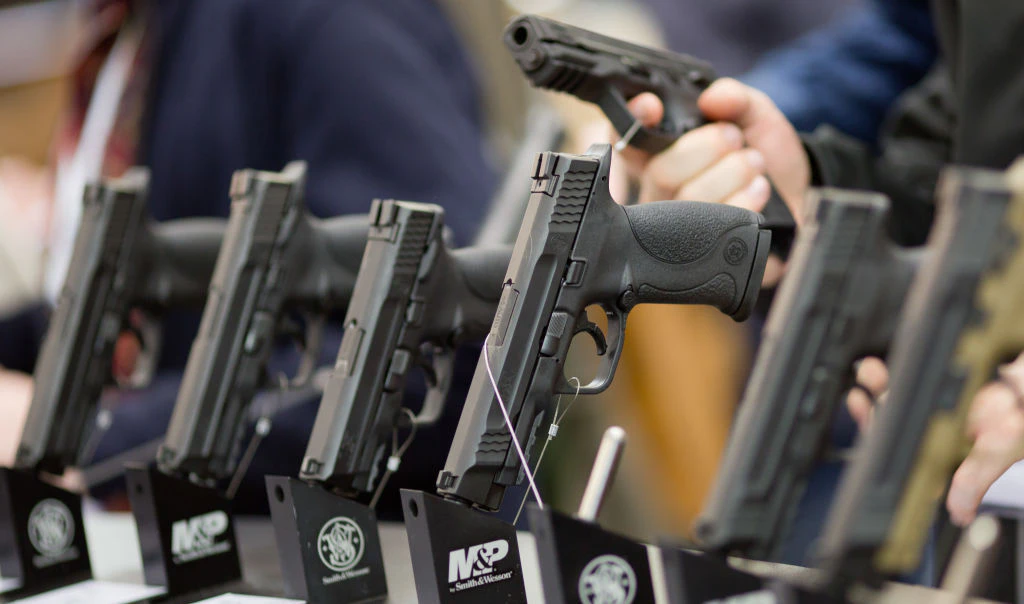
[637,274,737,311]
[626,201,758,264]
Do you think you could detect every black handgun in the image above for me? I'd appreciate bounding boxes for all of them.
[16,169,223,475]
[156,162,368,483]
[504,14,796,235]
[694,189,926,561]
[436,144,771,511]
[299,200,510,495]
[815,165,1024,587]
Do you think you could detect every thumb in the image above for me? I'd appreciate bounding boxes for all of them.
[698,78,809,218]
[698,78,798,160]
[698,78,778,131]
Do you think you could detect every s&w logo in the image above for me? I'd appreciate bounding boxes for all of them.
[448,539,513,592]
[170,510,231,564]
[316,516,371,585]
[578,554,637,604]
[28,499,78,568]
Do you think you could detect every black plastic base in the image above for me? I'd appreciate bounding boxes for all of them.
[0,467,91,596]
[529,506,655,604]
[401,489,526,604]
[659,543,842,603]
[659,543,762,603]
[265,476,387,603]
[125,465,242,597]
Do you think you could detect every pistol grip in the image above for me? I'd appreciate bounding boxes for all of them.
[623,201,769,321]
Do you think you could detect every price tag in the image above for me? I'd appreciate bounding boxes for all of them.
[14,580,166,604]
[191,595,304,604]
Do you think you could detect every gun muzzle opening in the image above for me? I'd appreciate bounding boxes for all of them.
[511,24,530,47]
[506,20,547,71]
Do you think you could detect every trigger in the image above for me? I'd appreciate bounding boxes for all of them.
[576,319,608,356]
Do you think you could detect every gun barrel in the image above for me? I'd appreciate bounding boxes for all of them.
[505,14,795,238]
[505,14,714,98]
[138,219,224,308]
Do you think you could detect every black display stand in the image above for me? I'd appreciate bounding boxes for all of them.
[125,465,243,598]
[659,544,763,603]
[265,476,387,603]
[529,505,656,604]
[0,468,92,598]
[401,489,526,604]
[658,543,842,604]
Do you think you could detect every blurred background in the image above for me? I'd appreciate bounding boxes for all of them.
[0,0,863,547]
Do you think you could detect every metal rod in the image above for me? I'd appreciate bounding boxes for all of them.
[939,514,1001,603]
[576,426,627,522]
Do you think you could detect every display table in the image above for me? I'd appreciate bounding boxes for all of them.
[0,509,1000,603]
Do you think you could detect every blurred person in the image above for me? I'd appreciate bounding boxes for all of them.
[616,0,1024,591]
[743,0,937,143]
[0,0,496,517]
[641,0,858,77]
[0,0,81,314]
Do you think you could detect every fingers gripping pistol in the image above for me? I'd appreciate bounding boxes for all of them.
[16,169,223,475]
[437,144,771,511]
[504,14,796,238]
[157,162,368,483]
[816,163,1024,586]
[299,200,510,495]
[694,189,926,561]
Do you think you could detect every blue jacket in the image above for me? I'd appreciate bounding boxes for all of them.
[744,0,937,144]
[144,0,494,234]
[142,0,496,368]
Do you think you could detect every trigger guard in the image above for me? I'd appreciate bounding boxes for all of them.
[572,305,627,395]
[412,348,453,427]
[126,314,161,389]
[291,313,325,387]
[575,320,608,356]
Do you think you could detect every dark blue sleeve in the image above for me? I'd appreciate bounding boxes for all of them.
[275,0,497,246]
[742,0,937,144]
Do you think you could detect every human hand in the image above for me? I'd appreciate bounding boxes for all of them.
[946,354,1024,526]
[616,78,810,221]
[846,354,1024,527]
